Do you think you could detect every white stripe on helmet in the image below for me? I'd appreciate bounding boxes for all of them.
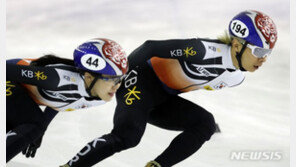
[92,40,122,76]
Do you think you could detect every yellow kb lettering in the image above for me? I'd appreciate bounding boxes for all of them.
[6,81,15,96]
[35,71,47,80]
[183,47,197,58]
[124,86,141,105]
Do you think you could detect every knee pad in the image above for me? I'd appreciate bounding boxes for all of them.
[121,135,142,149]
[110,130,143,150]
[98,133,137,153]
[190,112,216,141]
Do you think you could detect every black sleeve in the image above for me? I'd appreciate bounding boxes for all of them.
[128,38,206,67]
[6,63,61,90]
[43,107,59,128]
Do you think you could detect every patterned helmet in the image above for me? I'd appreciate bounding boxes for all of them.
[229,10,277,49]
[74,38,128,76]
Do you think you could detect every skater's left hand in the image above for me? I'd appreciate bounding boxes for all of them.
[22,135,43,158]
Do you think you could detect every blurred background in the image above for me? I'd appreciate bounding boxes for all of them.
[6,0,290,166]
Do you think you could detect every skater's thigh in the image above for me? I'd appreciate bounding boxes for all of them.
[148,96,215,131]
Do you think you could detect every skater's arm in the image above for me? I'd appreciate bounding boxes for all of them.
[22,107,59,158]
[6,63,60,90]
[128,38,204,66]
[43,107,59,126]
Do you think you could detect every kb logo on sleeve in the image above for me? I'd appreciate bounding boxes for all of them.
[170,47,197,58]
[22,70,47,80]
[123,69,141,105]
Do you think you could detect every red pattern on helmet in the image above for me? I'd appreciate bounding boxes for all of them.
[255,11,277,49]
[101,38,128,75]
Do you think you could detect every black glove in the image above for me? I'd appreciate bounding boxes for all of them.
[22,134,43,158]
[22,107,58,158]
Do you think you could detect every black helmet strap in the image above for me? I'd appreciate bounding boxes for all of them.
[86,75,99,97]
[77,69,102,98]
[235,42,248,71]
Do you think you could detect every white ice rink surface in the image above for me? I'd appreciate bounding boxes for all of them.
[6,0,290,166]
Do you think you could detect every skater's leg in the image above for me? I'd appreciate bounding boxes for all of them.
[148,96,216,167]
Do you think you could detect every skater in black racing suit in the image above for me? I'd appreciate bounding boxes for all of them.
[62,10,278,167]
